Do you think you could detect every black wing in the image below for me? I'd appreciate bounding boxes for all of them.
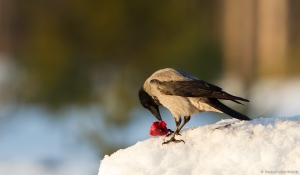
[150,79,249,104]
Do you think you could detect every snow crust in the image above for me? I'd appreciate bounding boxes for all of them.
[98,116,300,175]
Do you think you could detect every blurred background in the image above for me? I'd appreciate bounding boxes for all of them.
[1,0,300,174]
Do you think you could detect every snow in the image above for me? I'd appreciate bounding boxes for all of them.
[98,116,300,175]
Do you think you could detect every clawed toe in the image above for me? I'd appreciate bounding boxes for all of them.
[166,129,181,137]
[162,137,185,145]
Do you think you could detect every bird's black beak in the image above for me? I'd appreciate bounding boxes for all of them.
[148,105,162,121]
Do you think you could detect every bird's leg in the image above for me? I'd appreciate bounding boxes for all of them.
[166,117,181,137]
[177,115,190,133]
[163,117,184,145]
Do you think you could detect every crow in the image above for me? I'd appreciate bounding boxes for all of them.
[138,68,250,144]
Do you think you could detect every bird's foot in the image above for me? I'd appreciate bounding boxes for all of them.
[162,136,185,145]
[166,129,181,137]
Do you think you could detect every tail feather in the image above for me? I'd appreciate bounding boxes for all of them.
[209,99,251,121]
[219,93,249,106]
[231,95,249,102]
[231,99,245,105]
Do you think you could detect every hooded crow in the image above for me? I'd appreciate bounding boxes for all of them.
[138,68,250,144]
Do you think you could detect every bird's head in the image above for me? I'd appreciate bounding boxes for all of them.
[138,87,162,121]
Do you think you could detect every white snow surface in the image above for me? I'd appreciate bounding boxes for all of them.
[98,116,300,175]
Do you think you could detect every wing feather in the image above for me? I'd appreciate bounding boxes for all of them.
[150,79,249,104]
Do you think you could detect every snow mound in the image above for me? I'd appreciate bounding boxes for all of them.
[98,116,300,175]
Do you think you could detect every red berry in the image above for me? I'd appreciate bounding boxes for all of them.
[149,120,168,136]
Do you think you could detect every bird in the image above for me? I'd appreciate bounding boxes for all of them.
[138,68,250,144]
